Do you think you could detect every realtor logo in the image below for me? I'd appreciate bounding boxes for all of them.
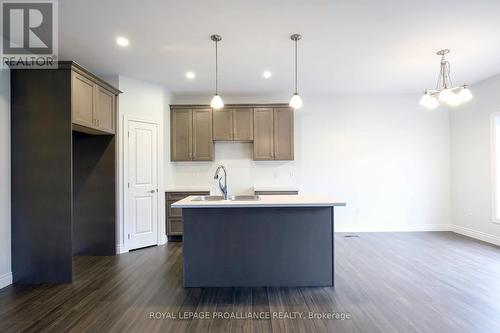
[1,0,58,67]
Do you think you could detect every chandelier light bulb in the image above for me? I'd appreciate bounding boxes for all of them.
[419,93,439,110]
[210,94,224,109]
[446,92,462,107]
[438,88,453,103]
[458,86,473,103]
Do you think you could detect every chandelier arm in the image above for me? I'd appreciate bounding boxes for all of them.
[446,61,453,88]
[436,61,443,90]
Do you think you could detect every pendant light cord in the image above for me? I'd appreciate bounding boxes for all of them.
[294,39,298,94]
[215,40,219,95]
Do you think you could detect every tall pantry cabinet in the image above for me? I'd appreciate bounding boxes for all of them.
[10,61,121,284]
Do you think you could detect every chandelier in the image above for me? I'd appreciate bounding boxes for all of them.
[419,49,472,110]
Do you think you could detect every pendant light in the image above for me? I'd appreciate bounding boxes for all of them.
[210,34,224,109]
[289,34,303,109]
[419,49,472,110]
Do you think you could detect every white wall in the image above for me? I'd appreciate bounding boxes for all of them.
[0,68,12,288]
[170,93,451,231]
[116,76,171,252]
[450,74,500,243]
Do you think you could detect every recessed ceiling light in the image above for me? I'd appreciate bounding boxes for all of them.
[263,71,272,79]
[116,37,129,47]
[185,71,196,79]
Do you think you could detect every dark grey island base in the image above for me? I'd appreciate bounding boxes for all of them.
[182,206,335,287]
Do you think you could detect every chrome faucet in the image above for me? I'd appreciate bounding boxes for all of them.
[214,165,229,200]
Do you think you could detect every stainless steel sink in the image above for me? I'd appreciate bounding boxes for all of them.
[228,195,261,201]
[191,195,260,202]
[191,195,224,201]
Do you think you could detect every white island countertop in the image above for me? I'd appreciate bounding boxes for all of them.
[171,195,346,208]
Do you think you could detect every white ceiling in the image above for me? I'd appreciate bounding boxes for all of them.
[59,0,500,95]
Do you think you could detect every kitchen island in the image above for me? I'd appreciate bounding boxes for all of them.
[171,195,346,287]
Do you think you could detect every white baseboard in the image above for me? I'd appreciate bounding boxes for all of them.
[452,225,500,247]
[335,223,500,247]
[0,272,12,290]
[116,244,128,254]
[335,224,453,233]
[159,234,167,245]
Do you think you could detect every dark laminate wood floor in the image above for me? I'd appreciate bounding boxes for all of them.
[1,232,500,333]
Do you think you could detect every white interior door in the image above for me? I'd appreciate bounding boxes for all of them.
[126,120,159,250]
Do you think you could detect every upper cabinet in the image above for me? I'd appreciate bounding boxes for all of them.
[171,109,192,161]
[170,104,293,161]
[253,108,274,160]
[95,86,116,134]
[233,108,254,141]
[72,73,95,129]
[213,108,253,141]
[213,108,232,140]
[71,68,119,135]
[254,107,294,160]
[171,108,214,161]
[192,109,214,160]
[273,107,294,160]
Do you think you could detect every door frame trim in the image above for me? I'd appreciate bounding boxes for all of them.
[122,115,165,252]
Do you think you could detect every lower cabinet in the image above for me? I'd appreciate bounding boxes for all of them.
[166,191,210,241]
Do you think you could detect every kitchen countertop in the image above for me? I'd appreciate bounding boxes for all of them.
[171,195,346,208]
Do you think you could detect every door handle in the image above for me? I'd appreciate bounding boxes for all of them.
[149,190,155,193]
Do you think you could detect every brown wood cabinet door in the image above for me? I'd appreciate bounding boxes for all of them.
[273,107,294,160]
[233,108,253,141]
[168,218,183,235]
[72,72,96,129]
[212,108,232,141]
[95,86,116,134]
[171,109,192,161]
[253,108,274,160]
[192,109,214,161]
